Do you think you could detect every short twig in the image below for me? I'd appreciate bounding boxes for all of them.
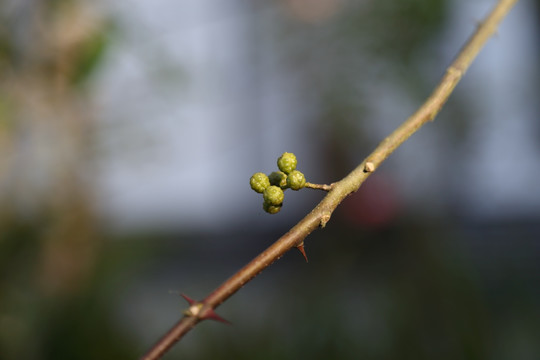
[304,182,333,191]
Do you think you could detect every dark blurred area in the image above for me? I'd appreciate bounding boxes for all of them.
[1,0,539,359]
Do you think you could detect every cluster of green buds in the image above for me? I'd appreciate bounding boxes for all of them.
[250,152,307,214]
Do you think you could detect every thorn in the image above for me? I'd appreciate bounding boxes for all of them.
[180,294,231,324]
[180,294,196,305]
[202,308,231,324]
[296,242,309,262]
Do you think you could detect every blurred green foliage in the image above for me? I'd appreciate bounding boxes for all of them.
[0,216,143,359]
[159,222,540,360]
[70,25,111,86]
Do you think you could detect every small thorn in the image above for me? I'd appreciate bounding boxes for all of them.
[296,242,308,262]
[180,294,196,305]
[180,294,230,324]
[202,308,231,324]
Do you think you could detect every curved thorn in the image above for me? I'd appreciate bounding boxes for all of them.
[181,295,230,324]
[180,294,196,305]
[296,243,308,262]
[202,308,231,324]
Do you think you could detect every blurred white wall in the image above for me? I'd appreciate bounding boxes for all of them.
[93,0,323,231]
[91,0,539,232]
[452,0,540,218]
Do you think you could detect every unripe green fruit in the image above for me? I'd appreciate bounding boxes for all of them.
[263,201,282,214]
[268,171,288,188]
[263,185,284,206]
[250,172,270,193]
[277,152,297,174]
[286,170,306,190]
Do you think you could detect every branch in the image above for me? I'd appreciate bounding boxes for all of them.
[305,182,334,191]
[141,0,519,358]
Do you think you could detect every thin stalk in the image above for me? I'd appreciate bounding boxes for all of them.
[305,182,333,191]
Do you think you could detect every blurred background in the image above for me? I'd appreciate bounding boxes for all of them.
[1,0,539,359]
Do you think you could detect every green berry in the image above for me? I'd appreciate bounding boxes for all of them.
[263,201,282,214]
[286,170,306,190]
[250,172,270,193]
[277,152,297,174]
[268,171,288,188]
[263,185,284,206]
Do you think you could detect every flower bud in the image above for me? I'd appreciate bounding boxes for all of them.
[250,172,270,193]
[263,201,282,214]
[263,185,284,206]
[277,152,297,174]
[269,171,288,189]
[286,170,306,190]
